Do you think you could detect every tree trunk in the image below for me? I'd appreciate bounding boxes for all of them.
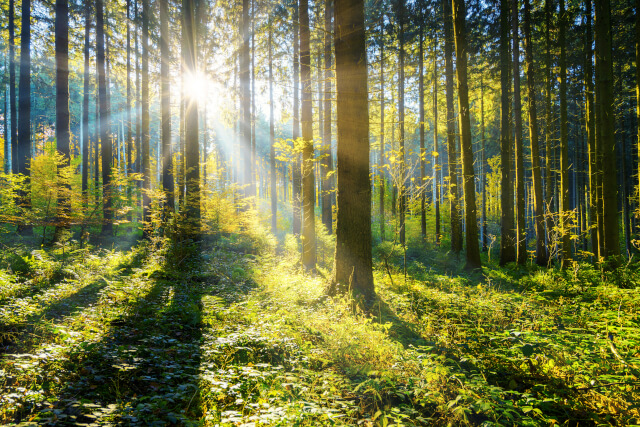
[419,18,426,239]
[82,2,91,209]
[499,0,515,265]
[9,0,17,175]
[55,0,70,236]
[329,0,374,304]
[269,20,277,232]
[512,0,526,264]
[594,0,619,261]
[452,0,480,269]
[322,0,334,234]
[397,0,406,246]
[559,0,572,268]
[433,33,440,246]
[443,0,462,253]
[636,0,640,215]
[160,0,174,213]
[126,0,133,221]
[544,0,554,259]
[480,73,487,250]
[300,0,316,271]
[585,0,598,259]
[141,0,150,232]
[524,0,547,265]
[292,2,302,236]
[379,16,385,242]
[97,0,112,235]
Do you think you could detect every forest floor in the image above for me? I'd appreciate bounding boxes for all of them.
[0,222,639,426]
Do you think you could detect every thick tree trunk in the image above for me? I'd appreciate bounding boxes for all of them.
[300,0,316,271]
[559,0,572,268]
[524,0,547,266]
[499,0,515,265]
[443,0,462,253]
[329,0,374,304]
[512,0,526,265]
[322,0,334,234]
[160,0,174,213]
[183,0,200,235]
[452,0,481,269]
[55,0,70,236]
[594,0,619,261]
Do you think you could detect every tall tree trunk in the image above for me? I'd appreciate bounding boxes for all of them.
[269,19,277,233]
[292,2,302,236]
[141,0,150,231]
[499,0,515,265]
[183,0,200,235]
[443,0,462,253]
[55,0,70,237]
[594,0,619,261]
[559,0,571,268]
[636,0,640,210]
[241,0,251,201]
[160,0,174,213]
[97,0,112,235]
[452,0,481,269]
[300,0,316,271]
[480,73,487,250]
[17,0,32,233]
[544,0,554,258]
[322,0,334,234]
[512,0,526,264]
[433,33,440,246]
[82,2,91,209]
[379,15,385,241]
[585,0,598,259]
[419,18,426,239]
[329,0,374,303]
[250,0,257,199]
[397,0,406,246]
[9,0,17,175]
[524,0,547,265]
[126,0,133,220]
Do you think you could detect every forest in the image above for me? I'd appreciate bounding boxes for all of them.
[0,0,639,424]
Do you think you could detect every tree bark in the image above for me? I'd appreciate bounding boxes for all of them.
[9,0,17,175]
[322,0,334,234]
[512,0,526,265]
[329,0,374,304]
[379,15,385,242]
[559,0,572,268]
[292,2,302,236]
[396,0,406,246]
[300,0,316,271]
[585,0,598,259]
[55,0,70,236]
[160,0,174,213]
[452,0,481,269]
[443,0,462,253]
[499,0,515,265]
[82,2,91,209]
[524,0,547,265]
[141,0,150,232]
[419,16,426,239]
[433,33,440,246]
[97,0,112,235]
[594,0,619,261]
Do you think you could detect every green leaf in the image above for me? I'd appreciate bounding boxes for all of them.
[521,344,534,357]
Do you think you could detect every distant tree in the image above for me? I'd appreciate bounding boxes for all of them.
[269,13,277,233]
[329,0,374,303]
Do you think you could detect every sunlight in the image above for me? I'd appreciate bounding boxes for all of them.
[183,70,210,105]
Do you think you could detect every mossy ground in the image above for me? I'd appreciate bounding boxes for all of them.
[0,217,639,426]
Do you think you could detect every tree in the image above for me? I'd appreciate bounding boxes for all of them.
[97,0,112,235]
[418,2,426,239]
[512,0,526,265]
[9,0,17,175]
[433,32,440,246]
[396,0,406,246]
[300,0,316,271]
[269,13,277,233]
[329,0,374,303]
[379,14,385,242]
[499,0,515,265]
[594,0,619,261]
[292,1,302,236]
[183,0,200,235]
[443,0,462,253]
[141,0,150,231]
[160,0,174,213]
[524,0,546,266]
[82,2,91,208]
[321,0,333,234]
[559,0,571,268]
[55,0,70,237]
[452,0,480,269]
[17,0,32,234]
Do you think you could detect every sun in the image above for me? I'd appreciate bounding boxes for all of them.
[183,71,210,105]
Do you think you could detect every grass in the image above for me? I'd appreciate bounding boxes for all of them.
[0,215,639,426]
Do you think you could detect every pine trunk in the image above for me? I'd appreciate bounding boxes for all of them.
[512,0,526,264]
